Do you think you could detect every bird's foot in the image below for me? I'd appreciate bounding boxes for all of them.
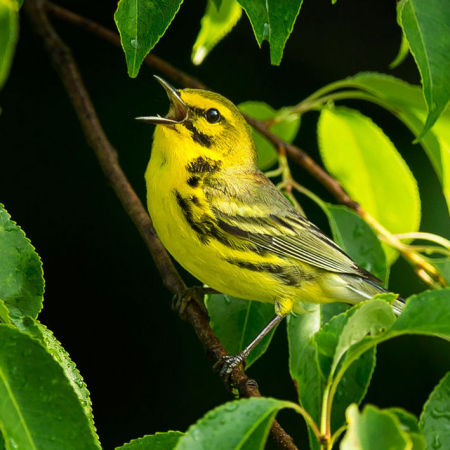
[172,286,211,316]
[214,353,246,379]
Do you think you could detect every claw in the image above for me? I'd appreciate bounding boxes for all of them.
[172,286,209,316]
[214,354,245,379]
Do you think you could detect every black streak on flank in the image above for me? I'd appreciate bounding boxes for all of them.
[175,190,209,244]
[186,156,221,174]
[225,259,303,287]
[184,120,212,147]
[187,176,200,187]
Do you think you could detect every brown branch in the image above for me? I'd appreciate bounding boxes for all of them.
[25,1,298,449]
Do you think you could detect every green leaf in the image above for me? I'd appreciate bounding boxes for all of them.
[330,299,395,376]
[317,106,421,263]
[117,431,183,449]
[12,318,97,437]
[288,303,375,446]
[340,72,450,213]
[0,204,44,319]
[205,294,276,368]
[114,0,183,78]
[191,0,242,65]
[0,0,19,89]
[334,289,450,395]
[237,0,303,65]
[397,0,450,136]
[175,397,296,450]
[387,408,420,433]
[419,372,450,450]
[325,204,388,283]
[239,101,300,170]
[341,404,414,450]
[389,32,409,69]
[0,325,100,449]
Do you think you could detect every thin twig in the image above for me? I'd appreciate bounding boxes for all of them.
[25,1,298,448]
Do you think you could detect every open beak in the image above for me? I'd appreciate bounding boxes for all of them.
[135,76,188,125]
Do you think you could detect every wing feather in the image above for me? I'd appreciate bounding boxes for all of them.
[203,170,379,282]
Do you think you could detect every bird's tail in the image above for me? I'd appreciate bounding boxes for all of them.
[346,278,405,316]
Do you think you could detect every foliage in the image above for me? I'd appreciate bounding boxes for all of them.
[1,0,449,449]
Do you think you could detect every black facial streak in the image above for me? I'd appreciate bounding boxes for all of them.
[184,120,212,147]
[187,176,200,187]
[186,156,221,174]
[225,259,302,287]
[191,107,205,116]
[191,196,200,205]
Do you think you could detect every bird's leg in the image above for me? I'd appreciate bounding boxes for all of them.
[215,314,285,376]
[172,286,217,316]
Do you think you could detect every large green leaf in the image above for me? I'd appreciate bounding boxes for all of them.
[325,204,388,284]
[419,372,450,450]
[335,73,450,214]
[175,397,296,450]
[117,431,183,449]
[0,325,100,449]
[330,298,395,376]
[397,0,450,136]
[333,289,450,396]
[192,0,242,65]
[237,0,303,65]
[205,294,276,368]
[14,317,96,436]
[0,204,44,319]
[114,0,183,78]
[318,106,421,263]
[341,404,419,450]
[0,0,18,90]
[239,101,300,170]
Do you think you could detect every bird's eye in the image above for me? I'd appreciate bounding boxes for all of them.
[204,108,221,124]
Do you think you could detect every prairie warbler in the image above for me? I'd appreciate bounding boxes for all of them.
[138,77,403,371]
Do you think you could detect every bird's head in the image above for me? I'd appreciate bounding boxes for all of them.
[137,76,257,170]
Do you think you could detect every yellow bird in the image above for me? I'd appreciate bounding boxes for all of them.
[138,77,403,371]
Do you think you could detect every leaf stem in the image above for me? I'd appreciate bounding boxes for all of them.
[291,404,323,444]
[290,90,380,115]
[330,424,347,448]
[392,232,450,250]
[360,210,445,287]
[320,382,332,446]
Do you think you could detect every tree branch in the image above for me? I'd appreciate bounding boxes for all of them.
[24,1,298,449]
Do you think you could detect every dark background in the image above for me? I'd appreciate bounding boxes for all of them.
[1,0,449,448]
